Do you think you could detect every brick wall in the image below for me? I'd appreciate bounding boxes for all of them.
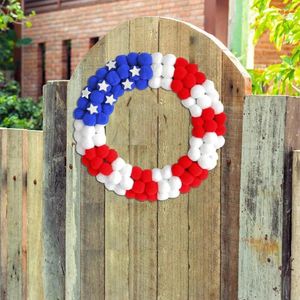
[22,0,205,98]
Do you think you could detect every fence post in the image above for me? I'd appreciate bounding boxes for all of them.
[42,80,68,299]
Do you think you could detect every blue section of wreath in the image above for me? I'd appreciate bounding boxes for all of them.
[73,52,154,126]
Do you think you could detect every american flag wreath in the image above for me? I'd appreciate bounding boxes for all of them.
[73,52,226,201]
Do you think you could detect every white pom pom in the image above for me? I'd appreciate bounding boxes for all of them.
[108,171,122,185]
[162,65,175,78]
[181,97,196,108]
[161,165,172,179]
[203,132,218,145]
[81,126,96,137]
[74,120,84,131]
[152,168,163,182]
[189,104,202,117]
[169,176,182,190]
[112,157,126,171]
[169,189,180,199]
[148,77,161,89]
[96,173,107,184]
[202,80,215,93]
[158,180,170,194]
[209,151,219,161]
[114,185,126,196]
[212,101,224,114]
[161,78,172,90]
[215,136,225,149]
[75,144,85,155]
[162,54,176,66]
[188,147,201,161]
[152,63,163,77]
[207,90,220,102]
[200,143,215,155]
[74,130,82,142]
[80,137,94,150]
[93,133,106,147]
[197,95,212,109]
[120,164,133,177]
[189,136,203,148]
[198,155,217,170]
[191,85,205,99]
[105,182,115,191]
[95,125,105,134]
[152,52,163,64]
[120,177,134,190]
[158,193,169,201]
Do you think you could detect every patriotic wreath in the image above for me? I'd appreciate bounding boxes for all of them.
[73,52,226,202]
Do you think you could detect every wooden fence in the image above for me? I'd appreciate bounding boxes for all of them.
[0,17,300,300]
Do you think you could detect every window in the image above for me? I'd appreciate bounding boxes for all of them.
[89,37,99,48]
[38,43,46,96]
[62,40,71,79]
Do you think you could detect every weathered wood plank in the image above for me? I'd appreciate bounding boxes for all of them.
[27,130,44,300]
[43,81,67,300]
[292,150,300,300]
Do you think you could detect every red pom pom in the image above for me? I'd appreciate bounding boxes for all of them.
[171,80,183,93]
[141,169,152,183]
[216,125,226,136]
[88,167,99,176]
[85,148,96,160]
[145,181,158,195]
[195,72,206,84]
[136,193,147,201]
[178,155,193,169]
[131,166,143,180]
[178,88,190,99]
[180,184,190,193]
[126,190,135,199]
[199,169,209,180]
[185,63,198,74]
[192,126,205,138]
[81,156,90,167]
[99,162,113,175]
[204,120,218,132]
[214,112,226,125]
[173,67,187,80]
[147,194,157,202]
[106,149,118,163]
[191,117,204,127]
[132,180,145,194]
[96,145,110,158]
[90,157,103,170]
[183,73,196,89]
[188,162,203,177]
[180,171,194,185]
[175,57,188,67]
[171,163,185,176]
[202,108,215,120]
[190,177,202,188]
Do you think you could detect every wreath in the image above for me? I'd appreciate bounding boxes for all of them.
[73,52,226,201]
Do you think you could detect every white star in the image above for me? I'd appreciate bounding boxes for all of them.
[105,95,116,105]
[87,104,98,114]
[129,66,140,77]
[122,79,134,90]
[98,80,110,92]
[106,60,116,70]
[82,87,91,99]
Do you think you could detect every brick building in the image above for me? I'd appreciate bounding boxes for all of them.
[20,0,287,98]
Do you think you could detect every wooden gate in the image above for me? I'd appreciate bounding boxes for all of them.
[65,17,251,299]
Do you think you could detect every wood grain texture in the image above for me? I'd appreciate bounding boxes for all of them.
[43,81,67,299]
[292,150,300,300]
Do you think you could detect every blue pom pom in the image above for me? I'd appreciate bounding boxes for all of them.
[102,103,114,115]
[135,80,148,90]
[90,90,105,105]
[106,71,121,86]
[83,112,96,125]
[127,52,138,66]
[116,55,128,66]
[77,97,89,109]
[112,84,124,98]
[96,113,109,125]
[117,64,130,80]
[96,67,108,79]
[73,108,85,119]
[87,75,99,89]
[140,66,153,80]
[138,53,152,66]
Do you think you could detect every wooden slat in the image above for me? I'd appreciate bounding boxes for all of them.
[43,81,67,299]
[27,130,44,299]
[292,150,300,300]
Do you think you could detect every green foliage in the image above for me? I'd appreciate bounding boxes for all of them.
[250,0,300,95]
